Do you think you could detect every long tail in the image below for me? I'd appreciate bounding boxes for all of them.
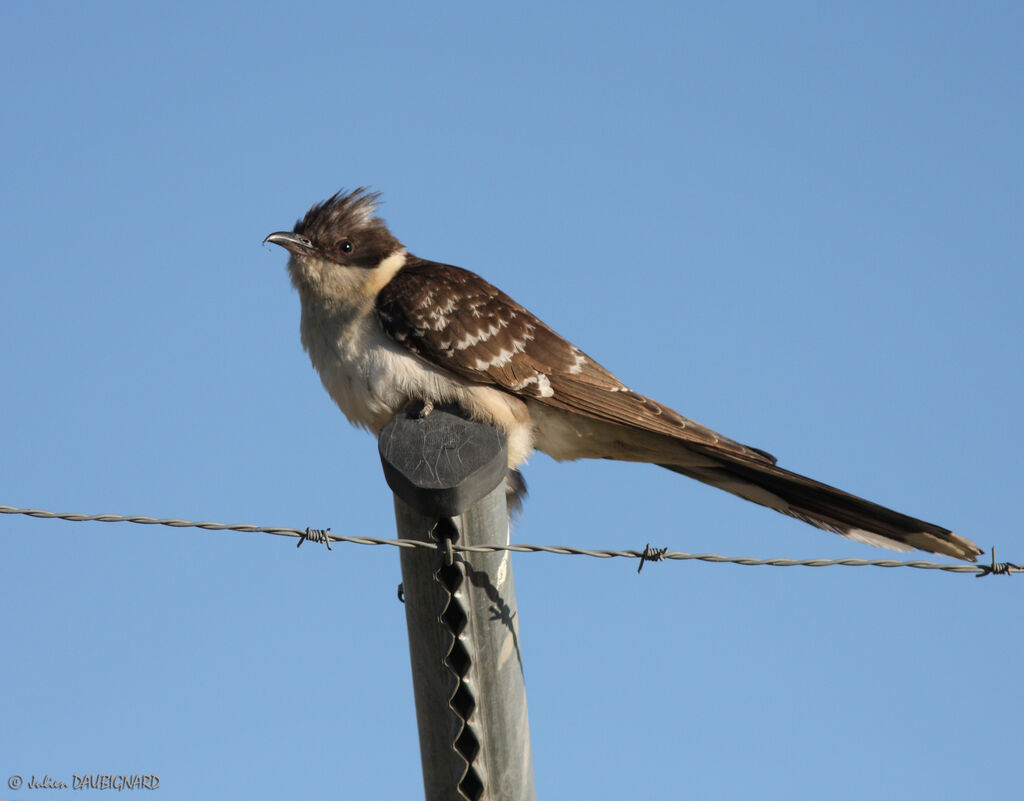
[660,445,981,562]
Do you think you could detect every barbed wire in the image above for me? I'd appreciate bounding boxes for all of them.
[0,503,1019,577]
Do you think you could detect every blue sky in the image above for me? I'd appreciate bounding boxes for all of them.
[2,1,1021,798]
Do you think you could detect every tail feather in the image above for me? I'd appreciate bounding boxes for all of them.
[659,446,981,562]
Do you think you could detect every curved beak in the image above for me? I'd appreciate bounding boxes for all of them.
[263,231,316,256]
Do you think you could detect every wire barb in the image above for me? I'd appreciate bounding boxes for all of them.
[297,527,333,551]
[637,543,668,573]
[974,547,1023,578]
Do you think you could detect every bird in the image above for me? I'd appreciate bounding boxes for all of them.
[264,188,981,562]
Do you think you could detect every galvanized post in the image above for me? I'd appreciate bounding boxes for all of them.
[379,405,536,801]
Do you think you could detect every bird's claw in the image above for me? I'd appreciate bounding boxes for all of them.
[414,399,434,419]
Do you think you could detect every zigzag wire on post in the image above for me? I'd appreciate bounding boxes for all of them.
[431,518,484,801]
[0,505,1019,576]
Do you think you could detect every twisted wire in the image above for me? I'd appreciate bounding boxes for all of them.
[1,504,1017,576]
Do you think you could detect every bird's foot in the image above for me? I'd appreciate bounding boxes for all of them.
[406,398,434,419]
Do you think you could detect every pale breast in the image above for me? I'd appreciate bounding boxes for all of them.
[301,304,537,464]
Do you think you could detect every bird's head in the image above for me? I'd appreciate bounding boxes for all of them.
[264,188,406,306]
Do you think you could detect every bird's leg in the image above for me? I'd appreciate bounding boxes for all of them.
[405,398,434,418]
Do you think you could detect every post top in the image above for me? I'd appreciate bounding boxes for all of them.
[378,404,508,518]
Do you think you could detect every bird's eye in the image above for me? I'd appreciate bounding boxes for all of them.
[340,240,353,253]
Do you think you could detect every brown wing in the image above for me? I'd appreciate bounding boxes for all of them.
[376,258,775,465]
[376,259,981,561]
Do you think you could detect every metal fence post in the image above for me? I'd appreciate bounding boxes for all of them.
[379,405,536,801]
